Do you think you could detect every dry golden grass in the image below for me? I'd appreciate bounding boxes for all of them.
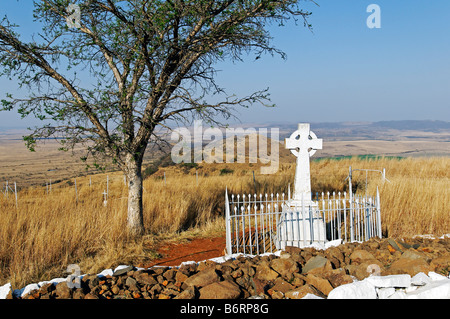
[0,156,448,288]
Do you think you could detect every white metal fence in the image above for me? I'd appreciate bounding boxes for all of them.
[224,188,382,256]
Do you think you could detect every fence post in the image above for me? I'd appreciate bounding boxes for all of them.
[75,178,78,203]
[103,190,108,207]
[14,182,18,208]
[225,187,232,255]
[252,171,257,194]
[376,187,382,238]
[349,166,354,242]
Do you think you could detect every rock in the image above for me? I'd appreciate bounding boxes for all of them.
[174,286,196,299]
[111,285,120,295]
[284,246,302,255]
[84,293,99,299]
[400,250,429,262]
[197,260,217,272]
[175,271,189,283]
[349,250,376,263]
[39,282,55,295]
[178,262,197,276]
[254,263,279,282]
[305,274,334,296]
[430,253,450,272]
[387,239,403,252]
[199,280,241,299]
[163,268,177,281]
[376,287,396,299]
[55,282,71,299]
[270,278,295,293]
[251,277,269,295]
[184,268,220,288]
[301,293,324,299]
[152,266,170,275]
[428,271,448,281]
[125,276,139,291]
[135,272,158,286]
[365,274,411,288]
[406,280,450,299]
[72,289,86,299]
[112,266,133,277]
[21,283,40,298]
[328,280,377,299]
[411,272,431,286]
[270,258,298,278]
[268,290,284,299]
[239,261,256,277]
[325,270,354,288]
[346,261,383,281]
[301,255,328,274]
[324,247,344,268]
[149,283,162,295]
[386,257,432,276]
[0,283,12,300]
[291,275,305,287]
[83,274,100,288]
[285,284,321,299]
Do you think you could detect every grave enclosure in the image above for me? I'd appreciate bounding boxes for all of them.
[225,123,382,256]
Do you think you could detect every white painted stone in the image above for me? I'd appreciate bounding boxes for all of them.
[411,272,431,286]
[376,287,396,299]
[388,290,408,299]
[405,285,418,293]
[428,271,448,281]
[113,265,131,272]
[38,280,50,287]
[21,283,40,298]
[327,280,377,299]
[0,283,11,299]
[405,280,450,299]
[365,274,411,288]
[97,268,113,277]
[49,277,67,285]
[301,293,324,299]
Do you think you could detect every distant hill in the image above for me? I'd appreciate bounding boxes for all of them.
[371,120,450,132]
[259,120,450,141]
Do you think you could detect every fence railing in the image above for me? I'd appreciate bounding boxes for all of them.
[224,188,382,256]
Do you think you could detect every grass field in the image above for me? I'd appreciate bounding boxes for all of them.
[0,156,448,288]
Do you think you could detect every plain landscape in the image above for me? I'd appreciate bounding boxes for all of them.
[0,120,449,292]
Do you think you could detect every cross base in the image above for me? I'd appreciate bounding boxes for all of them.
[276,201,326,249]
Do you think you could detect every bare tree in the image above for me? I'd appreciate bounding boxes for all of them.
[0,0,314,236]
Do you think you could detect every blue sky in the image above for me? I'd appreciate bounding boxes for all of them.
[0,0,449,128]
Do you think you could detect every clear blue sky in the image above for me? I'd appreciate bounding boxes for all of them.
[0,0,449,129]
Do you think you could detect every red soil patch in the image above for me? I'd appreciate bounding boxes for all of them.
[141,236,227,268]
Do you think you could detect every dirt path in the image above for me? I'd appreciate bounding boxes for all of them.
[140,236,227,268]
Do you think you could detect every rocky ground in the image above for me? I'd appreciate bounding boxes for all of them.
[5,237,450,299]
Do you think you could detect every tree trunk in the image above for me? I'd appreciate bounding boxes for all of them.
[125,154,145,237]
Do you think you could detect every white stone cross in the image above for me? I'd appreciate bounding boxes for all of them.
[285,123,322,203]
